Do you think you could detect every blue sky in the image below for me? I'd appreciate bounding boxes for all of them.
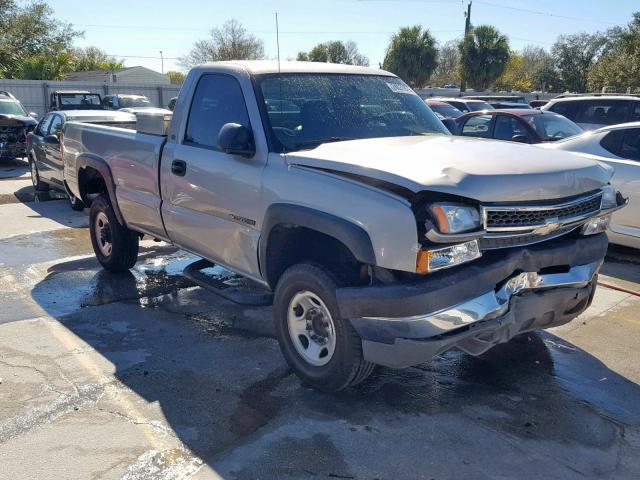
[48,0,638,73]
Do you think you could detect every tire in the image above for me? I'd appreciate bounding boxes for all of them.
[89,194,139,272]
[29,155,49,192]
[273,263,375,392]
[68,192,85,211]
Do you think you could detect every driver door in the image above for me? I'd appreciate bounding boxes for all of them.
[159,73,267,279]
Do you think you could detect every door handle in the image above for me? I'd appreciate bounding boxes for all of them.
[171,159,186,176]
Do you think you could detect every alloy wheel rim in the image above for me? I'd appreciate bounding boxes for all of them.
[287,291,336,366]
[94,212,113,256]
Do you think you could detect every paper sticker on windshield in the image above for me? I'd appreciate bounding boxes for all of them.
[386,81,415,94]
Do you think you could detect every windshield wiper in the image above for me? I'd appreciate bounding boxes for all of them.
[287,136,356,152]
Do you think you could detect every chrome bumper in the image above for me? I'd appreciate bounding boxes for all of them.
[355,260,601,368]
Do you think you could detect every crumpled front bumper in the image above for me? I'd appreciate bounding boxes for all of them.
[337,234,607,368]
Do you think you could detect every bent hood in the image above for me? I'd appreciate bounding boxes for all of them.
[0,114,37,128]
[285,135,613,202]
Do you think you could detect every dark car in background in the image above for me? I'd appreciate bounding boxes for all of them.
[542,95,640,130]
[456,109,583,144]
[529,99,549,109]
[0,91,38,161]
[49,90,104,111]
[426,99,463,133]
[27,110,136,209]
[431,97,494,113]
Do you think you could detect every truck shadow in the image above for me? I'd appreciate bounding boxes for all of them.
[29,256,640,476]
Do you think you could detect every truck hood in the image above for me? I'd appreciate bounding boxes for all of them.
[285,135,613,202]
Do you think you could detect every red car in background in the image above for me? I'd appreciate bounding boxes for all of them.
[455,109,583,144]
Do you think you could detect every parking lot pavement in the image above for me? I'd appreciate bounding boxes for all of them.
[1,164,639,479]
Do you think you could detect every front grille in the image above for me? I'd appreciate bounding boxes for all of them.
[484,193,602,231]
[479,225,578,250]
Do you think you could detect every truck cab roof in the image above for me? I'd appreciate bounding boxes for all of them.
[192,60,394,77]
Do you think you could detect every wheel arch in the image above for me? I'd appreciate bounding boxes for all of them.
[76,153,125,225]
[259,203,376,289]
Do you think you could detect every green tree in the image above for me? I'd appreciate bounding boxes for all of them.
[458,25,510,91]
[0,0,81,78]
[429,40,460,86]
[551,32,607,92]
[16,50,76,80]
[587,12,640,93]
[167,70,186,85]
[178,19,264,69]
[493,51,531,92]
[382,26,437,87]
[521,45,559,92]
[297,40,368,66]
[73,46,124,71]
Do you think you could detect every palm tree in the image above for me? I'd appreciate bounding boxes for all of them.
[382,26,438,87]
[459,25,510,91]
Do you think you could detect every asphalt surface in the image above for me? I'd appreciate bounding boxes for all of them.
[1,156,639,480]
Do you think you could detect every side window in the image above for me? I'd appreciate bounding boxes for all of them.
[620,128,640,161]
[461,114,493,138]
[48,115,63,136]
[600,130,624,157]
[575,100,630,126]
[37,114,54,136]
[184,74,250,150]
[493,115,528,141]
[548,101,579,121]
[631,102,640,122]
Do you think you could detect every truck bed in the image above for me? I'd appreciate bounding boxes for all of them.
[63,120,168,238]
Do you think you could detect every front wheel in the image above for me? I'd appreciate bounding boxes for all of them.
[273,263,375,391]
[89,195,139,272]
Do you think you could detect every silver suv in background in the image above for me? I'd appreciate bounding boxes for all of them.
[542,95,640,130]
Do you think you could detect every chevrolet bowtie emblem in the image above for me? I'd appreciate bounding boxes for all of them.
[533,217,561,236]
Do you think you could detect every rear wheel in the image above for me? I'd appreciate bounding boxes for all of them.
[29,155,49,192]
[89,195,139,271]
[273,263,375,391]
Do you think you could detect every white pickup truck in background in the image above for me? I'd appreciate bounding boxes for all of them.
[61,61,626,391]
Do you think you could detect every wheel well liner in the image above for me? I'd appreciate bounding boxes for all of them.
[259,204,376,288]
[76,153,125,225]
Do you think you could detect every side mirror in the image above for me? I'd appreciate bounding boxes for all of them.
[44,134,59,145]
[217,123,255,157]
[29,112,38,118]
[440,118,458,135]
[511,135,530,144]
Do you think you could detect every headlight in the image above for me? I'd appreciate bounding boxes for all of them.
[416,240,482,273]
[428,202,481,234]
[601,185,617,209]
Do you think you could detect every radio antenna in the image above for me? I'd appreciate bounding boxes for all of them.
[275,12,281,72]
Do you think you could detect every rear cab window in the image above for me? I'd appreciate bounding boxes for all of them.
[603,128,640,161]
[184,74,250,150]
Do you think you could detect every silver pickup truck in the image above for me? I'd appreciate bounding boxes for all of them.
[63,61,625,391]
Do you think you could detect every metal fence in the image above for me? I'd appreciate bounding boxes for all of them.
[0,79,182,117]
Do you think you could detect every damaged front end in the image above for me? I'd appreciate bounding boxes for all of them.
[0,115,36,160]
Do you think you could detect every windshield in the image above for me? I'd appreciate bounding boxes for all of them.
[119,96,152,108]
[0,100,27,116]
[523,113,583,141]
[466,101,494,112]
[428,103,462,119]
[59,94,101,106]
[257,74,449,152]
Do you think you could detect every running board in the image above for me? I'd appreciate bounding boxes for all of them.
[182,259,273,306]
